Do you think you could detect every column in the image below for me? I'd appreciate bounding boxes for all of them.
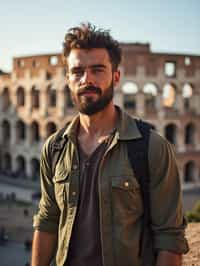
[136,91,145,117]
[156,91,165,120]
[176,126,185,152]
[57,89,65,117]
[40,89,48,117]
[176,92,184,115]
[26,90,32,116]
[26,158,32,179]
[11,121,17,146]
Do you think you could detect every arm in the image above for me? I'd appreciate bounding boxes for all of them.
[32,135,60,265]
[156,250,182,266]
[149,131,189,258]
[31,230,57,266]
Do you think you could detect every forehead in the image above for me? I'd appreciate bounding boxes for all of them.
[67,48,111,69]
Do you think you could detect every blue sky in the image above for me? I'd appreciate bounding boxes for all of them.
[1,0,200,71]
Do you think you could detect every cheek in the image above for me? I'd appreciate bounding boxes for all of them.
[67,80,78,93]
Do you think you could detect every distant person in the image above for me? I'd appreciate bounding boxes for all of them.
[32,22,189,266]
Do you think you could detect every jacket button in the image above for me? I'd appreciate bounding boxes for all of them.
[72,191,76,196]
[73,164,78,170]
[124,181,129,187]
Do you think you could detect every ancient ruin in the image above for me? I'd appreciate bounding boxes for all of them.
[0,43,200,198]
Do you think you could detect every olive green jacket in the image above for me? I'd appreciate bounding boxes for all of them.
[33,108,189,266]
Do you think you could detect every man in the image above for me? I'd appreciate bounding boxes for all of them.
[32,23,189,266]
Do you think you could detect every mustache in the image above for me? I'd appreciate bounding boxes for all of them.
[77,86,101,96]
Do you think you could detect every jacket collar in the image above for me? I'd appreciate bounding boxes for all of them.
[114,106,142,140]
[62,106,142,141]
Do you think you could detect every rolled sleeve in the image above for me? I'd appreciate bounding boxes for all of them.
[149,131,189,254]
[33,135,60,233]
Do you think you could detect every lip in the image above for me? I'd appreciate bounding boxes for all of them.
[79,91,98,96]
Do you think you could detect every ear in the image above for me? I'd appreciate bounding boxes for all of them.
[113,69,120,86]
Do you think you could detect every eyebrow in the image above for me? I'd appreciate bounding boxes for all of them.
[90,64,106,69]
[69,64,107,72]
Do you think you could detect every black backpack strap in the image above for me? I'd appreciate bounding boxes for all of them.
[126,119,154,258]
[48,122,71,176]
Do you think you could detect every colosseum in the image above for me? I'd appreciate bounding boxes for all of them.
[0,43,200,206]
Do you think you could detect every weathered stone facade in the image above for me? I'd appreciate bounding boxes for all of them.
[0,43,200,199]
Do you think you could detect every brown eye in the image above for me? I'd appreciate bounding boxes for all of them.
[71,69,84,77]
[92,68,104,74]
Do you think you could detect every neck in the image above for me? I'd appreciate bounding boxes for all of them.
[78,102,117,138]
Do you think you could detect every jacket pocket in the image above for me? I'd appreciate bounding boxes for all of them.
[53,171,69,209]
[111,176,143,217]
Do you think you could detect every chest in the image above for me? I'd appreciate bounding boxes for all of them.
[78,135,110,156]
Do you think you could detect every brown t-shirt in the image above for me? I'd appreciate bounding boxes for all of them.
[66,136,113,266]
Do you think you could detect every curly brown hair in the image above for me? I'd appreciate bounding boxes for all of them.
[62,22,122,71]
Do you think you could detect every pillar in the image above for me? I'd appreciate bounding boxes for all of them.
[136,91,145,117]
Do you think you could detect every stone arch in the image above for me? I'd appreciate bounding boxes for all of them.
[143,83,158,110]
[15,155,26,178]
[185,122,196,145]
[16,120,26,141]
[2,119,11,143]
[2,152,12,175]
[30,158,40,181]
[46,122,57,138]
[122,82,138,109]
[184,161,197,183]
[30,121,40,142]
[31,86,40,109]
[64,85,73,108]
[182,83,193,111]
[47,84,57,107]
[1,87,10,110]
[162,83,176,107]
[16,86,25,107]
[164,123,177,145]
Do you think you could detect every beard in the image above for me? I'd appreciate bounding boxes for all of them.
[70,81,114,115]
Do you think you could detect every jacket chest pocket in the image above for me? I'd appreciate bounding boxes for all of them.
[53,171,69,209]
[111,176,143,218]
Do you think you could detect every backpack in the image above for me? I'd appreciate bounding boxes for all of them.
[47,119,155,260]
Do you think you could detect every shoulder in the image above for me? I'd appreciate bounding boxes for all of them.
[148,129,179,186]
[149,129,175,159]
[41,132,58,157]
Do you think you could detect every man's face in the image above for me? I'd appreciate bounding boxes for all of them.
[66,48,120,115]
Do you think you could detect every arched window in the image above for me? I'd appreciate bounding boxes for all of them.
[143,83,158,110]
[122,82,138,109]
[17,86,25,107]
[182,83,193,111]
[2,153,12,175]
[2,120,11,143]
[64,85,73,108]
[30,121,40,142]
[46,122,57,138]
[185,123,195,145]
[2,87,10,110]
[16,155,26,178]
[184,161,196,183]
[16,120,26,141]
[165,123,177,145]
[47,85,57,107]
[30,158,40,181]
[31,86,40,109]
[162,83,176,107]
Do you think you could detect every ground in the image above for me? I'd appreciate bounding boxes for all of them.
[0,200,200,265]
[183,223,200,266]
